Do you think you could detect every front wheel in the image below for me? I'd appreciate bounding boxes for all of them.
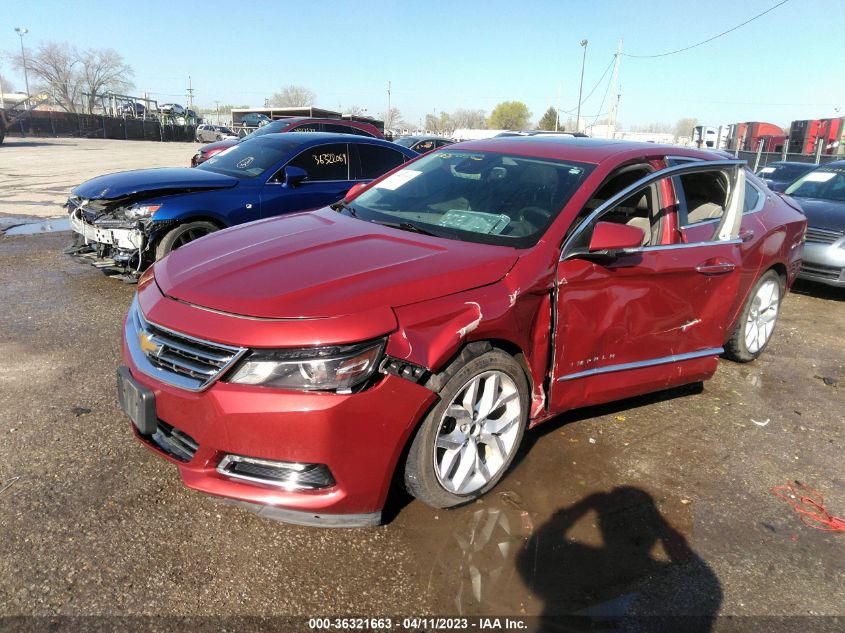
[404,348,529,508]
[723,269,784,362]
[155,221,219,260]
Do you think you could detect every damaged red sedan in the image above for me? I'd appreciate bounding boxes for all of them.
[118,137,806,527]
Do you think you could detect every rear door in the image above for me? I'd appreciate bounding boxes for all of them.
[259,142,353,217]
[549,161,746,413]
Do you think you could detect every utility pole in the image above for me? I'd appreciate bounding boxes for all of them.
[555,83,561,131]
[186,75,194,110]
[576,39,588,133]
[608,39,623,136]
[215,100,220,124]
[387,80,391,128]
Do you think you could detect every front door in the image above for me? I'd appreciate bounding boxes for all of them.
[259,142,354,218]
[549,161,746,413]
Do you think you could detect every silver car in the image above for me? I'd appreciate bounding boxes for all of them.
[195,124,238,143]
[785,160,845,287]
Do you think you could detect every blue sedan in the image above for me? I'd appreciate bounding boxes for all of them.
[67,133,417,272]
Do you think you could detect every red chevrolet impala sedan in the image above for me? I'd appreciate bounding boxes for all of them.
[118,137,806,527]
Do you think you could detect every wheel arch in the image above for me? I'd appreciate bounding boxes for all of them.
[384,338,532,501]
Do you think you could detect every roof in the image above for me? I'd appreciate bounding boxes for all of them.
[449,136,717,164]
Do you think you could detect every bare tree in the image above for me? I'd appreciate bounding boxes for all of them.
[0,73,16,94]
[451,108,487,129]
[13,42,134,113]
[344,105,367,116]
[80,48,134,113]
[381,106,402,130]
[14,42,80,111]
[269,85,316,107]
[674,117,699,138]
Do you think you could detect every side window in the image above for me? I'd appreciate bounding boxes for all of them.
[414,140,436,153]
[286,143,350,181]
[570,184,660,250]
[324,123,354,135]
[352,144,408,180]
[678,172,728,226]
[743,180,762,213]
[564,164,654,242]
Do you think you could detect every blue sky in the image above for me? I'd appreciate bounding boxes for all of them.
[2,0,842,129]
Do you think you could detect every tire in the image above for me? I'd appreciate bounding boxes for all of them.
[404,346,529,508]
[723,269,784,362]
[155,221,219,260]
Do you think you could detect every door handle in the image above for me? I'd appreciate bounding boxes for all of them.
[739,229,755,242]
[696,258,735,275]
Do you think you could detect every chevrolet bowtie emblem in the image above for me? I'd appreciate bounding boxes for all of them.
[138,331,160,356]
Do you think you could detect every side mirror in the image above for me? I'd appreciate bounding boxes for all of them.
[588,221,644,253]
[344,182,368,200]
[283,166,308,188]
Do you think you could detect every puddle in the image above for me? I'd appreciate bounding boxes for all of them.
[399,481,715,621]
[4,218,70,235]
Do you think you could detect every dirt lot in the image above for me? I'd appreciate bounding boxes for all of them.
[0,137,196,225]
[0,139,843,632]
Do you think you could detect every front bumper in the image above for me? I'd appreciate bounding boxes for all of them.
[120,310,437,526]
[798,241,845,288]
[69,206,144,253]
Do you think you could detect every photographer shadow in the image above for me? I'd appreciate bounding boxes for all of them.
[517,486,721,632]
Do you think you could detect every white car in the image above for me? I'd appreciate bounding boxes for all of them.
[195,124,238,143]
[159,103,186,117]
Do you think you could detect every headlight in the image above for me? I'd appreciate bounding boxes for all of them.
[227,339,386,391]
[125,204,162,219]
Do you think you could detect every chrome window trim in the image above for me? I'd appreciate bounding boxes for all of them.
[557,347,723,382]
[126,297,247,392]
[621,238,742,255]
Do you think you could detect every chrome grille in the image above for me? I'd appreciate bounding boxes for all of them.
[800,262,842,280]
[805,227,844,245]
[126,298,247,391]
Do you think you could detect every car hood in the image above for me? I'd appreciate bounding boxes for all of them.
[200,139,239,153]
[154,209,519,319]
[792,197,845,232]
[72,168,239,200]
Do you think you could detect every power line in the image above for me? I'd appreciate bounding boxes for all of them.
[579,55,615,106]
[623,0,790,59]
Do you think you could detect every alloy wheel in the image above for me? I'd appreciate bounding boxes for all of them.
[744,279,780,354]
[434,370,522,495]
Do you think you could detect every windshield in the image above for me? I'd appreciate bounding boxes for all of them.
[196,137,303,179]
[241,119,293,140]
[216,127,234,134]
[345,150,594,247]
[785,166,845,201]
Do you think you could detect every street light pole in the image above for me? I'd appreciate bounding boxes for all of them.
[576,39,588,133]
[14,27,30,99]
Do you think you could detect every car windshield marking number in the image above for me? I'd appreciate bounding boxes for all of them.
[236,157,255,169]
[313,153,347,166]
[374,170,422,191]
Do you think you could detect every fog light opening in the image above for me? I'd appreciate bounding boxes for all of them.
[217,455,335,491]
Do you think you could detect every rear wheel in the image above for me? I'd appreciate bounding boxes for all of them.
[155,221,218,260]
[404,348,529,508]
[724,269,783,362]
